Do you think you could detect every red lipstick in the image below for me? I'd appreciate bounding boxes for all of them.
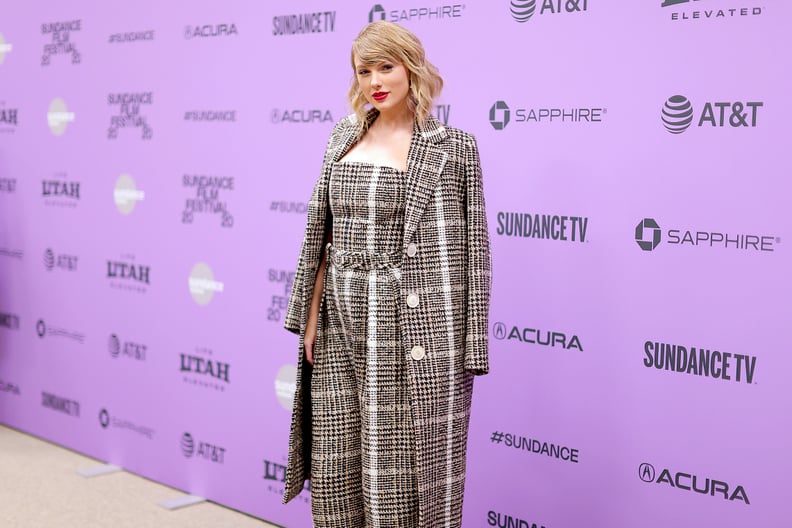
[372,92,388,102]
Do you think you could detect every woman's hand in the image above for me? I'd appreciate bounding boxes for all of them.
[304,309,318,366]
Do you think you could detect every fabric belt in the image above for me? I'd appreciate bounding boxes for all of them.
[326,243,401,271]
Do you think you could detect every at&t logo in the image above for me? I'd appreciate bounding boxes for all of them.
[635,218,661,251]
[510,0,589,23]
[181,432,226,463]
[661,95,762,134]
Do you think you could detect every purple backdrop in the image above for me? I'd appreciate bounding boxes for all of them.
[1,1,790,527]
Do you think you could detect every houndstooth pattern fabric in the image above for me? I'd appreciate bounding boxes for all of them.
[309,162,418,527]
[283,110,492,528]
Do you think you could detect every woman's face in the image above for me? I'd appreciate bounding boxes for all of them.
[355,56,411,115]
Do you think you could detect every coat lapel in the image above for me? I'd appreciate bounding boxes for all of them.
[403,116,449,248]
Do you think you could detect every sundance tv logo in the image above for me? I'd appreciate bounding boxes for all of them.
[635,218,778,253]
[661,0,763,22]
[510,0,589,23]
[273,11,336,36]
[661,95,762,134]
[489,100,605,130]
[639,462,749,505]
[369,3,466,23]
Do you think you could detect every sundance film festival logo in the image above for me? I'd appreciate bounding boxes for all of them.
[0,33,14,64]
[42,391,80,417]
[510,0,589,23]
[267,269,295,322]
[114,174,145,215]
[99,408,155,439]
[43,248,78,272]
[271,108,333,124]
[661,0,762,21]
[47,98,76,136]
[0,102,18,133]
[489,100,605,130]
[181,346,230,391]
[189,262,225,306]
[182,174,235,227]
[635,218,779,253]
[369,3,466,23]
[108,30,155,44]
[0,312,20,330]
[184,23,238,39]
[661,95,762,134]
[108,92,153,139]
[108,333,147,361]
[41,20,82,65]
[496,211,589,243]
[36,319,85,343]
[0,379,21,396]
[107,255,151,293]
[487,510,547,528]
[273,11,336,36]
[638,462,749,504]
[493,322,583,351]
[181,432,226,463]
[644,340,756,384]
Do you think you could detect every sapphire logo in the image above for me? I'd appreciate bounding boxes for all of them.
[99,408,110,428]
[181,433,195,457]
[510,0,537,22]
[369,3,465,23]
[635,218,662,251]
[662,95,693,134]
[489,101,510,130]
[370,4,386,21]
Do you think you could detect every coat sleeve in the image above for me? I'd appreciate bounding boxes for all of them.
[283,121,344,335]
[463,134,492,375]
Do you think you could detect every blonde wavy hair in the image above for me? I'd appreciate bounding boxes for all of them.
[348,21,443,131]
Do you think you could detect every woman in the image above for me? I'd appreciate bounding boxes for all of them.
[283,21,492,528]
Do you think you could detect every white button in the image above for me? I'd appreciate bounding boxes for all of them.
[406,243,418,258]
[410,346,426,361]
[406,293,419,308]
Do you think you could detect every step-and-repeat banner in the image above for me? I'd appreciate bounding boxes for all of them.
[1,1,789,527]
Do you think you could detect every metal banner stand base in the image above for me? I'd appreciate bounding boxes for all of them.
[77,464,122,478]
[159,495,207,510]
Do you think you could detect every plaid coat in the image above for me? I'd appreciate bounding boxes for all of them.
[283,110,492,527]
